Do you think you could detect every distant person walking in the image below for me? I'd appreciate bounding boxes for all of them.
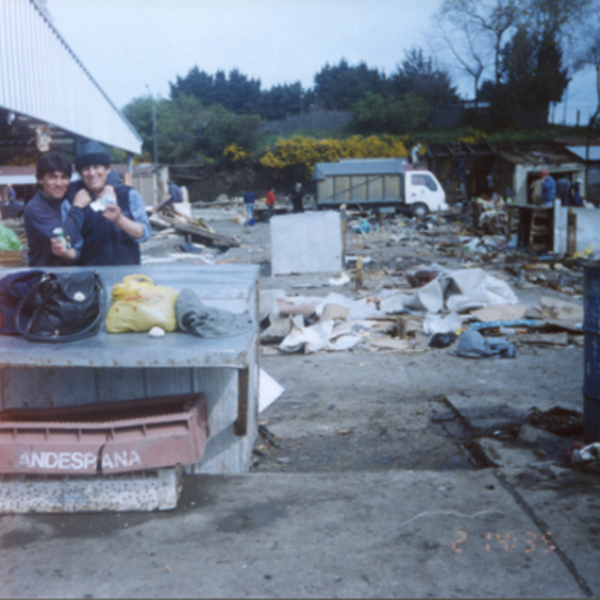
[7,184,16,203]
[290,183,304,213]
[266,187,276,221]
[540,170,556,207]
[243,189,257,223]
[556,175,571,207]
[530,172,543,205]
[569,181,582,206]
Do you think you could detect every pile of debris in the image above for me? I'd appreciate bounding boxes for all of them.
[258,265,584,357]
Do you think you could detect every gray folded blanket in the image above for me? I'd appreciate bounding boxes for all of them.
[175,288,253,338]
[456,329,517,359]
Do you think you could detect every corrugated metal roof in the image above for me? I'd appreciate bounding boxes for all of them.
[312,158,407,180]
[566,146,600,162]
[0,0,142,154]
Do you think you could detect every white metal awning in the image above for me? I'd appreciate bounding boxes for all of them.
[0,0,142,154]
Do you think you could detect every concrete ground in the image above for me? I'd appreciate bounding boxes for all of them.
[0,209,598,598]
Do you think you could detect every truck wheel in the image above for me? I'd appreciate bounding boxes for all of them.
[411,202,429,219]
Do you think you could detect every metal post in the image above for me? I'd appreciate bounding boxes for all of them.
[152,100,158,168]
[145,84,158,168]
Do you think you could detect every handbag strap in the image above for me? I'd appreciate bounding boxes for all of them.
[16,272,106,343]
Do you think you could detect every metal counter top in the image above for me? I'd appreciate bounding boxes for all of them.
[0,264,259,368]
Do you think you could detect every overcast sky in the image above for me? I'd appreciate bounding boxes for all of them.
[48,0,597,126]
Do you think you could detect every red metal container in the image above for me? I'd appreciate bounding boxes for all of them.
[0,393,209,475]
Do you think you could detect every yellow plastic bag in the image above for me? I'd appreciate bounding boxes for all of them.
[105,274,179,333]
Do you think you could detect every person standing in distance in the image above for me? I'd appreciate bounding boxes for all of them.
[290,182,304,213]
[265,187,276,221]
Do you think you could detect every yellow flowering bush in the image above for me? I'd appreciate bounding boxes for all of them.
[459,127,488,144]
[223,143,249,161]
[259,135,411,175]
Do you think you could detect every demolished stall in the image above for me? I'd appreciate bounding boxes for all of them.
[425,140,586,205]
[0,264,259,512]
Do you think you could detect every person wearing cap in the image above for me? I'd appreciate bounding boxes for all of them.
[540,170,556,207]
[66,141,151,265]
[24,152,83,266]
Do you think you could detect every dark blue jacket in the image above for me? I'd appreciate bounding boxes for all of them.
[77,184,141,266]
[24,190,84,267]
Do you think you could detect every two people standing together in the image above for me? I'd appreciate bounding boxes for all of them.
[243,182,304,225]
[24,141,151,267]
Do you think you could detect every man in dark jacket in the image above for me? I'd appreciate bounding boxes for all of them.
[556,175,571,206]
[290,183,304,213]
[66,141,152,265]
[243,189,257,223]
[24,152,82,266]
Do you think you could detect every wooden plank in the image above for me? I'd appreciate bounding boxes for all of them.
[158,215,240,248]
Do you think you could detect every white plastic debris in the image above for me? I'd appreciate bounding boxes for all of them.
[328,272,351,286]
[423,312,462,335]
[148,326,166,337]
[571,442,600,465]
[279,320,334,354]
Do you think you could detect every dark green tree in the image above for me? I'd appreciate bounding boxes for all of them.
[122,94,262,164]
[353,91,431,134]
[313,59,386,109]
[389,48,460,106]
[169,67,262,115]
[484,27,569,128]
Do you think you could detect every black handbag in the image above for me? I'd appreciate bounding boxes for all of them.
[16,271,106,342]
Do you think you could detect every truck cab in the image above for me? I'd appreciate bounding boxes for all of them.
[405,170,447,217]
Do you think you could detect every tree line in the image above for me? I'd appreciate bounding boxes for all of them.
[122,0,600,167]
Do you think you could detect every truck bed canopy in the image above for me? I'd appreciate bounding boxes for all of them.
[312,158,407,180]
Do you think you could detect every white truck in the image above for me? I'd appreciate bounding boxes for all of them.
[312,158,447,217]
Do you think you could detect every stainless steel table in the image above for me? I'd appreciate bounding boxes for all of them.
[0,264,260,474]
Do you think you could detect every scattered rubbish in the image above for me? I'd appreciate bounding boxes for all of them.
[354,219,372,235]
[148,326,166,337]
[519,332,570,346]
[529,406,583,437]
[328,272,351,286]
[456,329,517,359]
[157,209,240,249]
[355,257,364,290]
[571,442,600,474]
[423,312,462,335]
[404,268,518,314]
[280,320,333,354]
[469,319,546,332]
[471,304,529,323]
[260,317,294,345]
[321,303,350,321]
[406,270,437,288]
[429,332,458,348]
[335,428,353,435]
[526,296,584,331]
[258,424,280,448]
